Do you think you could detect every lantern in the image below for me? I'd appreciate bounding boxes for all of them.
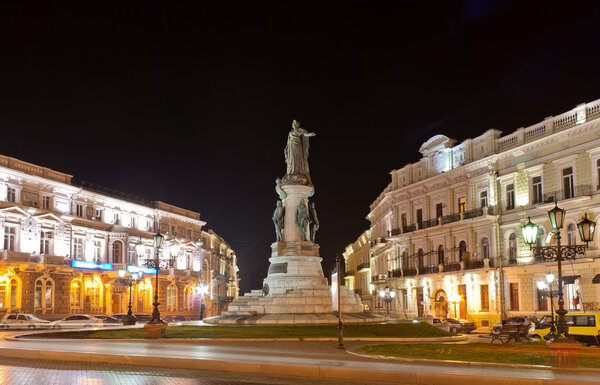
[577,213,596,245]
[521,217,539,246]
[548,203,565,230]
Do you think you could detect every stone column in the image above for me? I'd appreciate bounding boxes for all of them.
[281,184,313,242]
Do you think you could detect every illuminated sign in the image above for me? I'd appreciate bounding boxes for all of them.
[72,260,113,270]
[127,265,156,275]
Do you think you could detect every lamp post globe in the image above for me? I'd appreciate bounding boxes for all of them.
[521,217,539,246]
[546,272,555,284]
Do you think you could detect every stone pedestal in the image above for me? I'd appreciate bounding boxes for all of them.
[144,323,166,338]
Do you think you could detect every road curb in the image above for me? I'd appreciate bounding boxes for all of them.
[0,343,598,384]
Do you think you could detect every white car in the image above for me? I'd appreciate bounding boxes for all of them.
[50,314,103,328]
[0,313,50,329]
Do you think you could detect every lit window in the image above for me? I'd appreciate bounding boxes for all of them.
[112,242,123,264]
[531,176,543,204]
[458,197,466,213]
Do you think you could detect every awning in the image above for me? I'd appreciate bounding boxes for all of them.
[562,275,580,284]
[592,274,600,284]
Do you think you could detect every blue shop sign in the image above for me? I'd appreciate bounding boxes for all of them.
[72,260,113,270]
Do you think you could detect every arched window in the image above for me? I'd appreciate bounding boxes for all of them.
[166,284,177,310]
[437,245,444,265]
[10,279,19,310]
[70,279,82,311]
[567,223,576,245]
[481,238,489,260]
[184,286,193,311]
[417,248,424,268]
[35,277,54,312]
[459,241,467,262]
[536,228,545,248]
[508,233,517,262]
[112,241,123,264]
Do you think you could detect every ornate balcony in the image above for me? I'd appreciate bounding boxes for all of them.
[543,185,592,203]
[464,260,484,270]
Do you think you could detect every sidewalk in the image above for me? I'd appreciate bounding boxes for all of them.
[0,334,598,384]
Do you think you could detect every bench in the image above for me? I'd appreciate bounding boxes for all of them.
[490,323,531,344]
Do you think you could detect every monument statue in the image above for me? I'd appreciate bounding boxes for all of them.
[284,120,316,185]
[309,202,319,242]
[275,178,287,200]
[272,200,285,242]
[295,199,310,241]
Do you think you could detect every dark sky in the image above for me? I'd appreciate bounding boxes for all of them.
[1,1,600,293]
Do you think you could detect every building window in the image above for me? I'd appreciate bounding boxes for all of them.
[401,213,407,228]
[565,278,581,311]
[458,197,466,213]
[167,285,177,310]
[437,245,444,265]
[509,282,519,311]
[93,241,102,262]
[562,167,574,199]
[113,213,121,225]
[416,209,423,226]
[40,231,53,254]
[34,277,54,311]
[532,176,543,204]
[417,248,424,268]
[6,187,16,203]
[567,223,577,245]
[506,184,515,210]
[112,241,123,264]
[70,280,82,309]
[435,203,443,218]
[508,233,517,263]
[10,279,19,310]
[537,286,548,311]
[4,226,16,251]
[596,159,600,190]
[481,237,489,260]
[76,204,84,218]
[73,238,84,260]
[130,216,137,229]
[128,244,136,265]
[480,284,489,311]
[536,228,545,248]
[480,190,488,208]
[42,196,51,210]
[401,289,408,310]
[459,241,467,262]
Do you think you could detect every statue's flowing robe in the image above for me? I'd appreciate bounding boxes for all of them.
[285,128,311,182]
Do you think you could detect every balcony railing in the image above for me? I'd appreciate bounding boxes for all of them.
[463,207,483,219]
[442,213,461,224]
[419,265,439,274]
[443,263,461,272]
[388,269,402,278]
[423,218,439,229]
[403,268,417,277]
[464,260,484,270]
[357,263,367,271]
[543,185,592,203]
[1,250,30,262]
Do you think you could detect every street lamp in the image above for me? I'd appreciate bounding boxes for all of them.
[135,240,145,265]
[142,232,175,325]
[521,205,596,340]
[195,284,208,320]
[118,268,143,325]
[536,272,558,338]
[379,286,394,315]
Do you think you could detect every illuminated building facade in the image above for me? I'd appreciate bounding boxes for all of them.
[342,230,372,311]
[359,99,600,327]
[0,154,238,319]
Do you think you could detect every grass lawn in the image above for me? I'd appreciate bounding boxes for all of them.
[30,321,452,339]
[357,342,600,368]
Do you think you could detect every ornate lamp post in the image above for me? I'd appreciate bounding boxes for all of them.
[521,206,596,341]
[118,268,143,325]
[195,283,208,320]
[378,286,395,315]
[143,232,175,325]
[536,271,558,338]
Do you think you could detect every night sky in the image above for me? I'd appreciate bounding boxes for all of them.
[2,1,600,294]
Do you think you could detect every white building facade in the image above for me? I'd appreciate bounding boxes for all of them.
[0,154,238,319]
[363,100,600,327]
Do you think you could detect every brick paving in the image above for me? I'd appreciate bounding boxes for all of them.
[0,357,382,385]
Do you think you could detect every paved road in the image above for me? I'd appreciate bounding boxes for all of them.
[0,356,383,385]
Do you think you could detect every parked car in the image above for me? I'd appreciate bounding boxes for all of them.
[109,313,128,321]
[50,314,103,328]
[0,313,50,329]
[442,318,476,334]
[134,314,152,324]
[493,316,535,333]
[163,315,186,322]
[96,315,121,324]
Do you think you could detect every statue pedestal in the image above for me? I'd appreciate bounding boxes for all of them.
[280,184,313,242]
